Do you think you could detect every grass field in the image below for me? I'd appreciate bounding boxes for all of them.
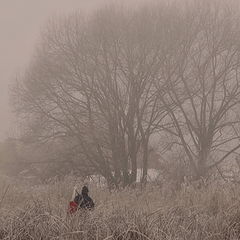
[1,175,240,239]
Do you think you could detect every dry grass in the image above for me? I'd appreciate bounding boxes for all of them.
[1,175,240,239]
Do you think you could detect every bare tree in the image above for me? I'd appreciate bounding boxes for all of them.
[13,0,240,187]
[13,6,174,188]
[157,1,240,180]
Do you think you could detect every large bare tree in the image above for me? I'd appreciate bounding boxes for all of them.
[157,1,240,180]
[13,6,175,187]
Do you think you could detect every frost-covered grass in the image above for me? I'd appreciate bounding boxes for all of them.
[1,175,240,239]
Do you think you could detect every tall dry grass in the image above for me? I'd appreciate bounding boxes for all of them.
[1,175,240,239]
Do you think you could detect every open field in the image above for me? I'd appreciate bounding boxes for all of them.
[1,176,240,239]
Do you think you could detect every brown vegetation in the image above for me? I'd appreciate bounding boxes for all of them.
[1,175,240,239]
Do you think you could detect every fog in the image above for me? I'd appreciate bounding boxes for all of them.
[2,1,240,238]
[0,0,109,140]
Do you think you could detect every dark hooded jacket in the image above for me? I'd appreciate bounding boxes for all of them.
[74,186,95,210]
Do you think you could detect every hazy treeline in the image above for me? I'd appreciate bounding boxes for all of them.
[11,0,240,188]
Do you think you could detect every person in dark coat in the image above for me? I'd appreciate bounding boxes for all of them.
[74,186,95,210]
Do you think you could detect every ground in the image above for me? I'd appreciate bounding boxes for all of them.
[0,174,240,239]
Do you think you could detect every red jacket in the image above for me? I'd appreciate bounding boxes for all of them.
[68,201,78,214]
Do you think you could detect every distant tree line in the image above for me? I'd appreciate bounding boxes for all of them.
[12,0,240,188]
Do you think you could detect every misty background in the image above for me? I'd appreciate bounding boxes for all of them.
[2,1,240,238]
[0,0,110,140]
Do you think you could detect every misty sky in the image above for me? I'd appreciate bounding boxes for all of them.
[0,0,111,140]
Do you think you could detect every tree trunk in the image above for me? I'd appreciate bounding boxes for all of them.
[141,139,149,185]
[130,150,137,185]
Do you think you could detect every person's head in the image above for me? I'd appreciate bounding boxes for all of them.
[81,185,89,195]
